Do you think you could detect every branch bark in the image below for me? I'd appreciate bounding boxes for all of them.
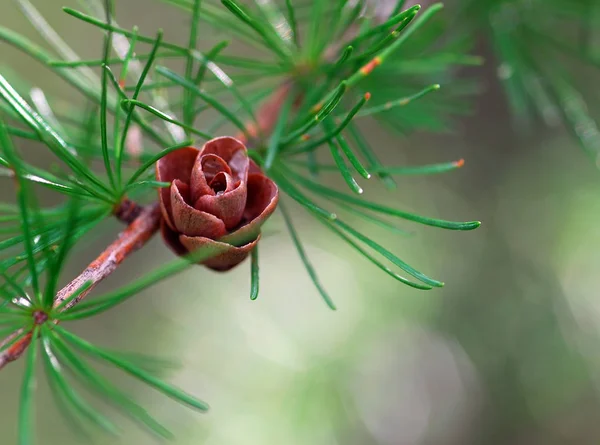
[0,202,161,370]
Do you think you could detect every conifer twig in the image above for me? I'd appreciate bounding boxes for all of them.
[0,202,161,370]
[0,81,293,370]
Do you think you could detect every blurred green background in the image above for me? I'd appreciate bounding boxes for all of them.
[3,1,600,444]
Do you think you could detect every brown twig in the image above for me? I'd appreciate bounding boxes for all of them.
[114,198,144,225]
[0,81,293,370]
[237,82,293,147]
[0,202,161,370]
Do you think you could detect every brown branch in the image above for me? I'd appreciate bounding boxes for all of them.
[0,202,161,370]
[54,202,161,310]
[114,198,144,224]
[237,82,293,147]
[0,330,28,369]
[0,81,292,371]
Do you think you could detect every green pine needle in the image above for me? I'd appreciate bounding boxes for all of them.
[250,246,260,301]
[357,84,441,117]
[221,0,294,64]
[183,0,202,128]
[282,165,480,231]
[123,99,212,140]
[328,139,364,195]
[0,120,41,302]
[47,330,173,439]
[279,201,336,310]
[55,326,210,411]
[40,330,119,436]
[18,326,39,445]
[265,93,294,169]
[284,0,299,46]
[125,139,193,187]
[156,66,249,135]
[347,123,397,189]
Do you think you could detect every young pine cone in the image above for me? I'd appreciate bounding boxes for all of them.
[156,136,279,271]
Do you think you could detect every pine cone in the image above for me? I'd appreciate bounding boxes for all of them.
[156,137,278,271]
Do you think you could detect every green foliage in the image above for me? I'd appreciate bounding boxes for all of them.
[3,0,596,442]
[463,0,600,161]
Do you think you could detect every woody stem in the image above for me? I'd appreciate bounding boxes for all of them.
[0,82,292,370]
[0,203,161,370]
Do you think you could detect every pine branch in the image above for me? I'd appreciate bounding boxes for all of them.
[0,79,293,370]
[0,202,161,370]
[0,3,488,438]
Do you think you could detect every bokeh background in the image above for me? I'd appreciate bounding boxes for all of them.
[3,1,600,444]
